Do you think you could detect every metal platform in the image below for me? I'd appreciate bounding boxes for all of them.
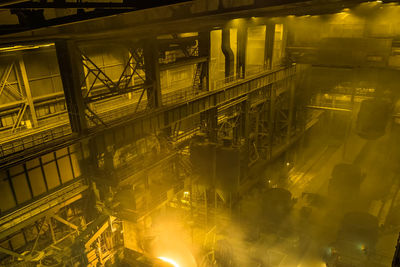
[0,179,88,240]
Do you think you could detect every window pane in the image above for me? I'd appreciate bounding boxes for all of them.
[11,174,31,204]
[42,152,55,164]
[70,153,81,178]
[28,168,46,196]
[0,179,16,212]
[43,162,60,189]
[57,157,73,183]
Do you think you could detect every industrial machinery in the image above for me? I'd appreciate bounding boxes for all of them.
[190,135,241,193]
[261,188,295,226]
[328,163,363,205]
[2,0,400,266]
[324,212,379,267]
[200,239,236,267]
[356,99,391,140]
[240,187,295,239]
[119,248,177,267]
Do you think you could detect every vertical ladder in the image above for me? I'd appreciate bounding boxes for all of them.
[193,63,203,90]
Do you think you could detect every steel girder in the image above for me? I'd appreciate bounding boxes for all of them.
[0,65,300,169]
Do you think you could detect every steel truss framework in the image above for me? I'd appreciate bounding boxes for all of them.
[0,58,38,133]
[0,178,122,266]
[0,2,345,265]
[0,63,303,266]
[0,35,208,160]
[0,200,85,264]
[79,45,152,127]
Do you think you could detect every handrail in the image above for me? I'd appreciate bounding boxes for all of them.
[0,65,299,159]
[0,179,87,235]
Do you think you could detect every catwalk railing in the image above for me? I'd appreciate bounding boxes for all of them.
[0,64,300,160]
[0,179,88,240]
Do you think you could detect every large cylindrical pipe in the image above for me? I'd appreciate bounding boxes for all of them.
[221,28,234,78]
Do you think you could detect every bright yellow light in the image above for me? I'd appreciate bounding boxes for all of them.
[183,191,190,197]
[0,43,54,52]
[230,18,245,27]
[179,32,198,38]
[158,256,180,267]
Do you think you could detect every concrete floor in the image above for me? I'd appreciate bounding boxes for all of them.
[283,126,398,266]
[216,117,400,267]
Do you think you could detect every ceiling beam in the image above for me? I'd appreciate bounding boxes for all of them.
[0,0,368,43]
[0,0,191,9]
[0,0,27,8]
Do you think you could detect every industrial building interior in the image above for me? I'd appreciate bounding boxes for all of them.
[1,0,400,266]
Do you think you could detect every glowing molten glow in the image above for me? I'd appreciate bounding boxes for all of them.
[158,256,180,267]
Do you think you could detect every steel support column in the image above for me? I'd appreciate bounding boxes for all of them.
[198,31,211,91]
[200,107,218,142]
[237,24,247,79]
[55,40,87,134]
[269,84,276,158]
[241,100,250,140]
[240,100,250,183]
[221,28,234,79]
[143,39,162,108]
[281,24,288,61]
[265,23,275,70]
[286,78,295,144]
